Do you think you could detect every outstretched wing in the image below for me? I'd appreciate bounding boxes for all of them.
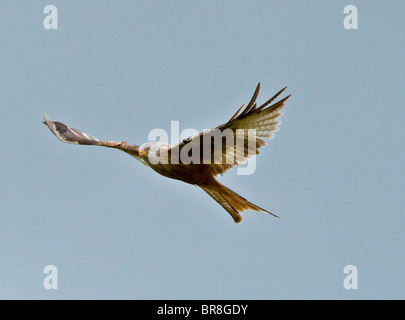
[169,83,291,175]
[42,113,140,159]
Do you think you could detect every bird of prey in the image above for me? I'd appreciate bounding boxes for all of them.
[43,83,290,223]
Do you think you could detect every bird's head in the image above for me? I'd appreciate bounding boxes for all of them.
[138,142,171,164]
[138,142,154,158]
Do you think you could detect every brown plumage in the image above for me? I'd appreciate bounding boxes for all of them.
[43,83,291,223]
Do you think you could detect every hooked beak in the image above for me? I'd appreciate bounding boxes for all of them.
[138,149,145,158]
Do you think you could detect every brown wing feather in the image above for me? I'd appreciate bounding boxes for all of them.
[170,84,291,175]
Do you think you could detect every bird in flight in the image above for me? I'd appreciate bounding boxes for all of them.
[43,83,291,223]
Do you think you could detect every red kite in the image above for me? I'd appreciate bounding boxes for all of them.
[43,83,290,223]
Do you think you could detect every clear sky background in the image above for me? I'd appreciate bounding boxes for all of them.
[1,1,404,299]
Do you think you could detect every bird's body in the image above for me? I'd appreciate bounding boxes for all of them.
[43,83,291,223]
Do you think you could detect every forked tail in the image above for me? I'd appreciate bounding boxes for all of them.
[200,182,278,223]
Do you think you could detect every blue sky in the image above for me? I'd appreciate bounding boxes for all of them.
[0,1,404,299]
